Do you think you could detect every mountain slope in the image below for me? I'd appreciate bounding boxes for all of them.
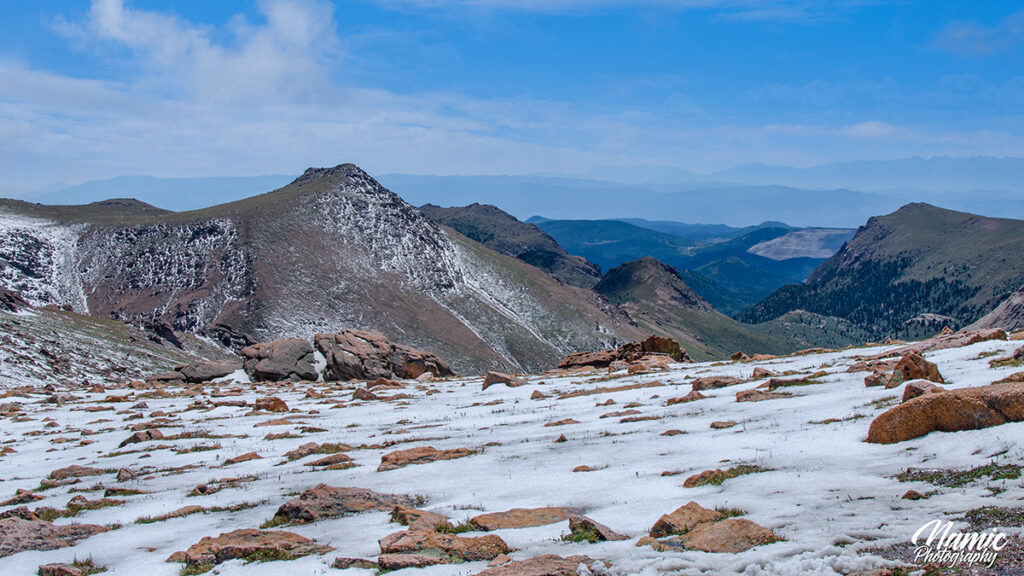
[419,203,601,288]
[739,203,1024,339]
[0,165,648,374]
[591,257,850,360]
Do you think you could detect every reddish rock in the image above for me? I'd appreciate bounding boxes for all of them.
[482,372,526,390]
[241,337,319,382]
[649,502,722,537]
[474,555,596,576]
[378,553,448,570]
[876,329,1007,359]
[902,490,927,500]
[352,388,380,401]
[573,465,595,472]
[170,528,333,568]
[568,515,628,541]
[709,421,737,429]
[676,518,780,553]
[118,429,164,447]
[271,484,416,524]
[223,452,261,466]
[866,381,1024,444]
[254,396,288,412]
[378,446,475,471]
[49,465,105,481]
[333,557,377,570]
[390,505,452,532]
[558,350,617,370]
[691,376,743,392]
[864,370,887,388]
[752,367,774,379]
[554,434,568,443]
[471,507,580,531]
[379,530,511,561]
[901,380,945,403]
[0,489,44,507]
[178,360,240,384]
[737,389,787,402]
[731,351,750,362]
[0,518,109,558]
[38,563,87,576]
[886,351,944,388]
[315,329,453,381]
[530,390,546,400]
[666,391,706,405]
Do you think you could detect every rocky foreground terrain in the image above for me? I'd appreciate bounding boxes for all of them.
[2,324,1024,575]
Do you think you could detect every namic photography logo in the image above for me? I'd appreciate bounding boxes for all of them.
[911,518,1007,568]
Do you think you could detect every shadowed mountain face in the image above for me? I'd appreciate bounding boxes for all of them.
[740,203,1024,339]
[419,203,601,288]
[0,164,650,373]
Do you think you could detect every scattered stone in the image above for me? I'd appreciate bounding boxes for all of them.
[558,335,691,370]
[568,515,628,541]
[752,367,774,379]
[886,351,944,388]
[901,380,945,403]
[38,563,87,576]
[474,555,596,576]
[49,465,104,481]
[271,485,416,524]
[254,396,288,413]
[710,421,737,429]
[482,372,526,390]
[864,371,887,388]
[305,453,355,469]
[178,360,240,384]
[554,434,568,443]
[545,418,580,427]
[902,490,927,500]
[471,507,580,530]
[223,452,262,466]
[666,391,705,405]
[866,381,1024,444]
[558,350,617,370]
[378,553,448,570]
[379,530,511,562]
[0,518,109,558]
[116,468,137,482]
[1,489,44,507]
[649,502,723,537]
[675,518,780,553]
[118,429,163,448]
[737,389,788,402]
[661,429,685,436]
[390,505,452,532]
[691,376,743,391]
[573,466,595,472]
[530,390,546,400]
[333,557,377,570]
[169,528,333,568]
[378,446,475,471]
[731,351,750,362]
[241,337,319,381]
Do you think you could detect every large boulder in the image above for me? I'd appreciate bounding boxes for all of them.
[240,338,318,381]
[315,329,453,381]
[557,350,617,370]
[471,507,581,531]
[866,381,1024,444]
[650,502,723,537]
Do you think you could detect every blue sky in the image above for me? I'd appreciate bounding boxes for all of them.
[2,0,1024,195]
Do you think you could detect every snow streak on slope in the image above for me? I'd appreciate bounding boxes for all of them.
[0,212,85,311]
[2,337,1022,575]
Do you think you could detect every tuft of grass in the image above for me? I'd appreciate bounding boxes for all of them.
[563,525,600,544]
[809,413,867,425]
[962,506,1024,531]
[713,507,746,519]
[686,465,771,488]
[244,548,297,563]
[896,462,1021,488]
[179,564,213,575]
[259,515,291,529]
[435,520,483,534]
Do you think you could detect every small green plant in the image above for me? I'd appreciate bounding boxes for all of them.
[244,548,296,563]
[563,525,600,543]
[685,465,771,488]
[435,520,482,534]
[895,462,1021,488]
[259,515,291,529]
[714,507,746,519]
[809,413,867,425]
[179,563,213,575]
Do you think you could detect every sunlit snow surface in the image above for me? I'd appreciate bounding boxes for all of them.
[1,338,1022,575]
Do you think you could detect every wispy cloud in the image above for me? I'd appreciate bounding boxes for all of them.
[934,8,1024,56]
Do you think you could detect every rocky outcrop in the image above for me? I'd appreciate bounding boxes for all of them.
[241,338,318,381]
[866,381,1024,444]
[901,380,945,403]
[269,485,416,524]
[970,286,1024,332]
[567,515,628,541]
[0,287,29,312]
[315,329,454,381]
[558,335,691,370]
[691,376,743,391]
[390,505,452,532]
[482,372,526,390]
[0,517,109,558]
[874,329,1007,360]
[169,529,333,568]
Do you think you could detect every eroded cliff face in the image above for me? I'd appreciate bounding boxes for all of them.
[0,165,635,373]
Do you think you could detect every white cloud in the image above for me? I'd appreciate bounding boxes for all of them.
[934,8,1024,55]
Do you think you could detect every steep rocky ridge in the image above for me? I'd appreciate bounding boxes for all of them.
[0,165,644,374]
[740,203,1024,340]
